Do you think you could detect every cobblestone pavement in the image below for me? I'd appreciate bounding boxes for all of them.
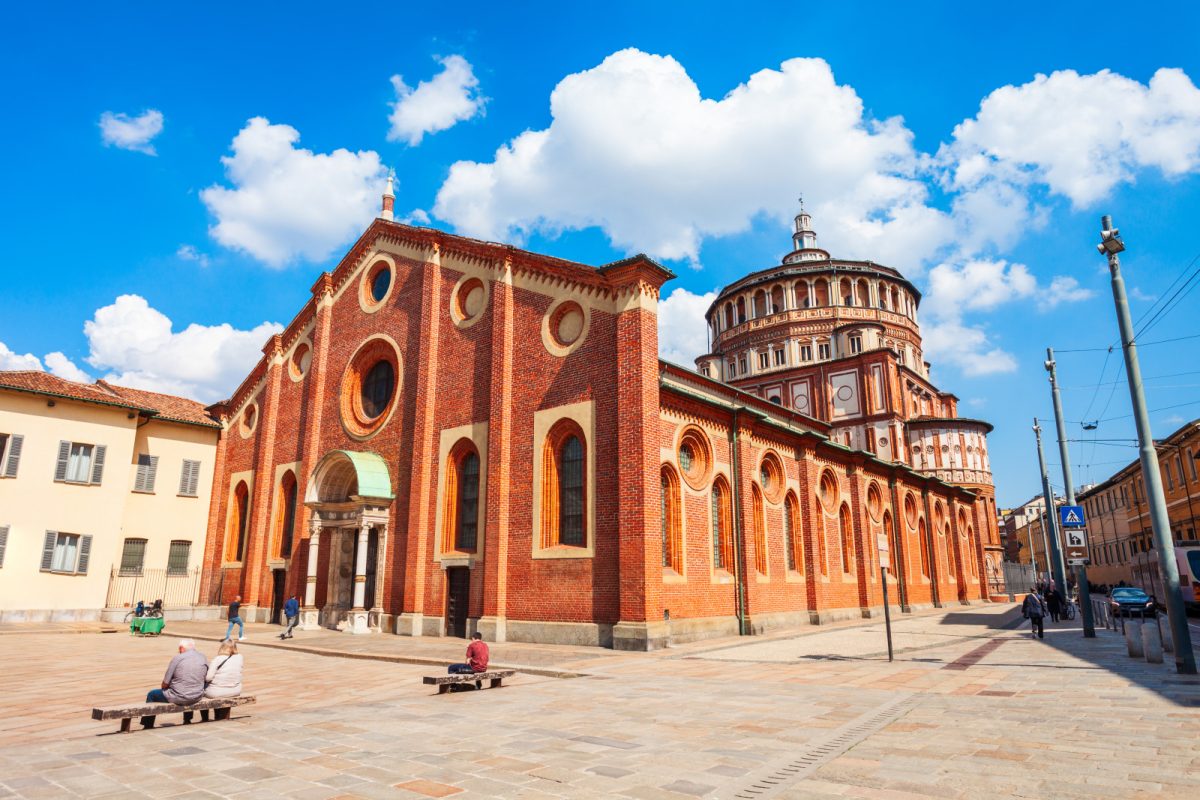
[1,604,1198,799]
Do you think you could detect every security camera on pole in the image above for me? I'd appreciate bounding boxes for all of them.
[1096,215,1196,674]
[1044,348,1096,638]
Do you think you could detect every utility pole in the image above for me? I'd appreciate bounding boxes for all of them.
[1033,419,1070,598]
[1045,347,1096,637]
[1097,215,1196,673]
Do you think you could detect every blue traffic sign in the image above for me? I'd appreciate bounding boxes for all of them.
[1060,505,1086,528]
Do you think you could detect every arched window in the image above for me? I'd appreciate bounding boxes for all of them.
[711,477,732,571]
[967,526,977,577]
[784,493,801,573]
[945,524,957,579]
[736,297,747,324]
[770,285,784,314]
[541,421,587,548]
[839,502,853,573]
[227,481,249,563]
[883,510,897,578]
[661,465,682,572]
[273,471,298,559]
[752,484,767,575]
[918,518,930,578]
[815,280,829,306]
[442,441,481,553]
[840,277,853,306]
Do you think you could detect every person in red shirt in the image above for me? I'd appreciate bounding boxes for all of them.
[448,631,489,674]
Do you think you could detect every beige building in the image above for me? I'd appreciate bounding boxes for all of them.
[0,371,218,621]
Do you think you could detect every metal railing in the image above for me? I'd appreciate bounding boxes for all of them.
[105,567,201,609]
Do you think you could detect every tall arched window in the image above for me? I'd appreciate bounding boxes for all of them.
[274,471,298,559]
[883,511,896,578]
[541,421,587,548]
[227,481,249,563]
[839,503,853,573]
[711,477,732,571]
[918,518,930,578]
[784,493,801,573]
[967,527,977,576]
[442,441,481,553]
[752,484,767,575]
[945,524,957,579]
[661,465,682,572]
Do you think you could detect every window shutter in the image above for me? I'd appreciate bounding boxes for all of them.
[54,441,70,481]
[90,445,107,485]
[134,456,148,493]
[3,434,22,478]
[40,530,57,571]
[146,455,158,492]
[179,461,190,494]
[0,525,8,567]
[182,460,201,496]
[77,535,93,574]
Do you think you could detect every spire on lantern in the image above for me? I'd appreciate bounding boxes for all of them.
[380,168,396,221]
[782,195,831,264]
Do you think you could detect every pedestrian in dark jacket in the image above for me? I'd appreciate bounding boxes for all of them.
[1023,592,1047,639]
[279,595,300,640]
[1045,588,1063,622]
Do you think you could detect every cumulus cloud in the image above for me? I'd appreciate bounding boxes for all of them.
[82,294,281,402]
[176,244,210,267]
[201,117,387,267]
[942,68,1200,207]
[99,109,164,155]
[658,287,717,367]
[434,49,951,269]
[0,341,43,371]
[43,352,91,382]
[921,259,1093,374]
[388,55,486,146]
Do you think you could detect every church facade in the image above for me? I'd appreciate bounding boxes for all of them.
[199,188,1002,650]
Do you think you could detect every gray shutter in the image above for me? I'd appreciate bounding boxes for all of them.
[40,530,57,571]
[145,455,158,492]
[178,461,191,495]
[90,445,107,485]
[181,460,201,496]
[0,525,8,567]
[134,456,148,492]
[3,434,22,478]
[191,461,201,495]
[54,441,70,481]
[77,534,93,574]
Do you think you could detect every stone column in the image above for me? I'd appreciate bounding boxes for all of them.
[299,517,322,630]
[347,523,372,634]
[370,524,387,632]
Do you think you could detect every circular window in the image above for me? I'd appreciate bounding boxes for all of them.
[289,342,312,381]
[836,385,854,401]
[360,259,394,311]
[239,401,258,438]
[340,336,402,439]
[451,275,489,328]
[866,483,883,522]
[542,298,590,356]
[818,470,838,514]
[795,394,810,411]
[878,436,889,447]
[677,426,712,491]
[760,452,784,503]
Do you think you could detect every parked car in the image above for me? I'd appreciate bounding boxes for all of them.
[1108,587,1156,617]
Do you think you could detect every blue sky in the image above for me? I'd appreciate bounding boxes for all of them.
[2,1,1199,508]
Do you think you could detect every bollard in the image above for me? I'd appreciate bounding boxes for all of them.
[1142,621,1164,664]
[1125,618,1144,658]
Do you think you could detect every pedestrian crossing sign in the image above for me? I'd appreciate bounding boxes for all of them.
[1059,505,1086,528]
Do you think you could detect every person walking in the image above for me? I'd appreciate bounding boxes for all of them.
[224,595,245,641]
[279,595,299,640]
[1022,591,1047,639]
[1045,587,1063,623]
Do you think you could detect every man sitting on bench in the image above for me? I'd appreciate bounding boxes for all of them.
[448,631,488,677]
[141,638,207,728]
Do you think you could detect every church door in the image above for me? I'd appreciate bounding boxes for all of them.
[446,567,470,638]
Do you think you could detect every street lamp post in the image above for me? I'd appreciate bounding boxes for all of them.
[1096,215,1196,674]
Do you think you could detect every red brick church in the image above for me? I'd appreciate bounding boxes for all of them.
[200,185,1004,650]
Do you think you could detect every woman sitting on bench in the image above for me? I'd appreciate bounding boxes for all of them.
[184,639,244,723]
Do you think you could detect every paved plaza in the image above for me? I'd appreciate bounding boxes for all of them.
[1,604,1198,799]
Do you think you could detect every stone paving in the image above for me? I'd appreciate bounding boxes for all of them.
[0,604,1197,799]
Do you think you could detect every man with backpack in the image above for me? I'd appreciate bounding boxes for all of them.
[1022,590,1047,639]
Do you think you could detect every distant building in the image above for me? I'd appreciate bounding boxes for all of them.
[0,372,217,621]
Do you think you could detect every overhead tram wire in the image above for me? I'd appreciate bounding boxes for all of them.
[1132,248,1200,338]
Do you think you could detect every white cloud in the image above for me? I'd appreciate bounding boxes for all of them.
[99,109,164,155]
[201,117,387,267]
[388,55,486,146]
[921,259,1093,374]
[658,287,717,367]
[83,294,281,403]
[942,68,1200,207]
[176,244,210,267]
[0,341,43,371]
[434,49,952,270]
[43,352,91,382]
[1130,286,1157,302]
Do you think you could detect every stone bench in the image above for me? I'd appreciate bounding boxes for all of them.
[91,695,256,732]
[422,670,515,694]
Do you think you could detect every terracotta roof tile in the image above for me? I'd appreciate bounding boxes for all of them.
[0,371,218,428]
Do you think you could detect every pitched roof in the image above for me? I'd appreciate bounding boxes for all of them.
[0,371,219,428]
